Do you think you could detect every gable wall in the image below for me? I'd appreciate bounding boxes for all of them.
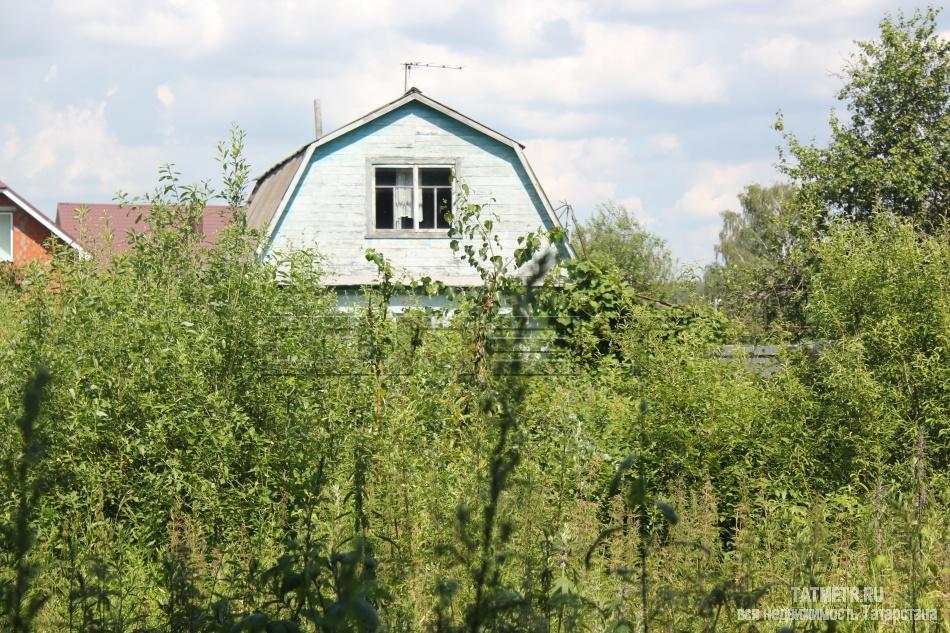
[267,102,558,285]
[0,193,54,265]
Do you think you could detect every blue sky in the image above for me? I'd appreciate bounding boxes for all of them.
[1,0,944,265]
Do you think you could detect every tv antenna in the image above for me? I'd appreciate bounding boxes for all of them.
[402,61,462,92]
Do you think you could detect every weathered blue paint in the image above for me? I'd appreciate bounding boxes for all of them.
[266,100,567,286]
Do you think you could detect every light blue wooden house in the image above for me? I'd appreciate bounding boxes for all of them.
[246,89,573,296]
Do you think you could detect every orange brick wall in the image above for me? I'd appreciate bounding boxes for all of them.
[1,193,55,265]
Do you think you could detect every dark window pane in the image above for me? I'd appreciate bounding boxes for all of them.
[375,188,394,229]
[437,188,452,228]
[375,168,397,186]
[400,215,414,229]
[420,167,451,186]
[420,188,435,228]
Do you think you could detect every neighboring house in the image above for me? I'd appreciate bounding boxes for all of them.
[56,203,233,256]
[0,181,81,265]
[247,89,573,290]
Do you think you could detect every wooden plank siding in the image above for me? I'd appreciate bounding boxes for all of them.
[266,101,566,286]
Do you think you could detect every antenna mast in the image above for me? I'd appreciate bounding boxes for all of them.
[555,202,589,260]
[402,61,463,92]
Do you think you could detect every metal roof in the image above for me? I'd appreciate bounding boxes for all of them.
[57,202,233,255]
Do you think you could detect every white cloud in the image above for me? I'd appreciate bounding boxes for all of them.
[680,223,724,264]
[490,2,585,54]
[51,0,467,57]
[608,0,736,8]
[43,65,58,83]
[743,35,804,72]
[525,137,654,225]
[1,126,19,164]
[647,133,682,155]
[53,1,728,108]
[675,160,777,219]
[460,22,728,106]
[13,101,161,202]
[744,34,849,72]
[156,84,175,110]
[617,196,653,225]
[722,0,892,27]
[576,23,727,104]
[54,0,228,57]
[672,159,784,262]
[267,17,729,122]
[505,107,609,136]
[526,137,626,209]
[742,34,852,96]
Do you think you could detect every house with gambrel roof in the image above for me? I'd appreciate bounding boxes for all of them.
[247,89,572,289]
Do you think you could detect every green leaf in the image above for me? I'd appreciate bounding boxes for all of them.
[654,499,679,525]
[607,454,636,498]
[550,575,575,596]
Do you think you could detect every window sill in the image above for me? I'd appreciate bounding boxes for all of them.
[366,230,452,239]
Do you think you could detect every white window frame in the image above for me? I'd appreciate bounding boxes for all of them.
[366,158,459,238]
[0,208,13,262]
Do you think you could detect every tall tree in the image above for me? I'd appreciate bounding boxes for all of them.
[778,7,949,232]
[713,183,798,270]
[576,201,680,299]
[704,184,801,329]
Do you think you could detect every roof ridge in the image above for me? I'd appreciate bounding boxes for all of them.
[252,90,521,186]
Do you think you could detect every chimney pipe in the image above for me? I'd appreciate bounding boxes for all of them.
[313,99,323,139]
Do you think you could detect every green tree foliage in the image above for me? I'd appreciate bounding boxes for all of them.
[710,8,948,333]
[544,258,730,364]
[1,368,51,633]
[553,202,707,358]
[704,183,802,329]
[802,215,950,476]
[778,7,949,232]
[575,202,684,300]
[710,184,799,272]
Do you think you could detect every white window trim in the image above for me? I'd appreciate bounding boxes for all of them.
[366,157,460,238]
[0,208,13,262]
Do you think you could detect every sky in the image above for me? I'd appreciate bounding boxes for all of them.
[0,0,944,266]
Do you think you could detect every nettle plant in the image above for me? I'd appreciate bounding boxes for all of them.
[359,180,571,630]
[362,179,566,378]
[443,184,564,380]
[447,183,564,299]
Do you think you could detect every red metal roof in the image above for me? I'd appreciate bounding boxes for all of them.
[56,202,234,254]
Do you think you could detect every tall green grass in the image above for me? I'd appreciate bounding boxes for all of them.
[0,131,945,632]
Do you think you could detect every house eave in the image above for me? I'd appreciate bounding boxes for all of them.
[0,186,86,255]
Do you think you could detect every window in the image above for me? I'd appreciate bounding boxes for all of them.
[0,212,11,262]
[419,168,452,229]
[373,166,452,232]
[375,168,414,229]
